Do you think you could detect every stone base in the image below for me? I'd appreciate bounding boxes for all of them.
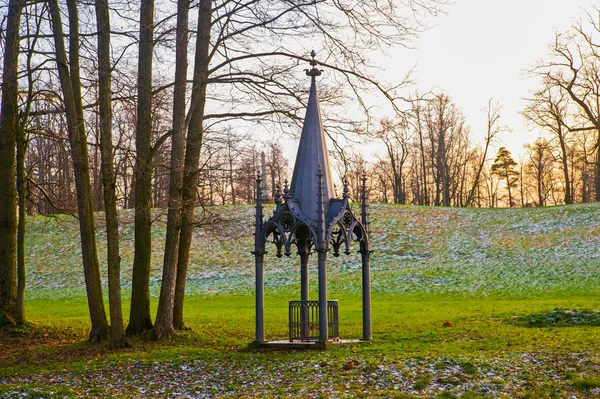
[249,339,361,350]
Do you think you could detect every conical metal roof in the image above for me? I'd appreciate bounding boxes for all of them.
[289,54,334,222]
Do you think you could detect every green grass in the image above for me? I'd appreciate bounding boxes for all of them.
[4,203,600,397]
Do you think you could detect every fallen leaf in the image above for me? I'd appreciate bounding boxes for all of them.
[343,360,360,370]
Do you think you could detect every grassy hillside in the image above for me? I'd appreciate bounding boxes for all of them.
[4,203,600,398]
[24,202,600,300]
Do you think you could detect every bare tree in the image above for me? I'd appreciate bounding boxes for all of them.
[425,93,467,206]
[534,19,600,200]
[266,141,288,200]
[0,0,24,326]
[173,0,212,332]
[411,97,430,205]
[374,118,410,204]
[127,0,156,336]
[464,99,506,206]
[48,0,109,341]
[15,1,46,324]
[523,83,573,204]
[154,0,190,338]
[95,0,126,347]
[524,138,555,206]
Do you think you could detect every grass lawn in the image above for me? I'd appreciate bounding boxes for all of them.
[2,203,600,398]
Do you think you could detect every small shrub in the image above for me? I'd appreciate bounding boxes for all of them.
[414,375,432,390]
[460,361,478,376]
[461,393,486,399]
[572,377,600,392]
[512,308,600,327]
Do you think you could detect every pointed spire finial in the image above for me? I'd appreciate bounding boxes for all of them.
[305,50,322,79]
[283,179,291,200]
[343,177,350,199]
[291,51,333,221]
[361,172,369,234]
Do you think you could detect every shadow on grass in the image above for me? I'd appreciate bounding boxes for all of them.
[511,308,600,327]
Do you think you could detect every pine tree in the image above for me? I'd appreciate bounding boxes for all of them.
[491,147,519,207]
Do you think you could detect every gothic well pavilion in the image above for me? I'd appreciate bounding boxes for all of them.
[252,52,372,348]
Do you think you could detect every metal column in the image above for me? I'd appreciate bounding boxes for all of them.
[317,250,328,342]
[254,252,265,343]
[361,248,372,340]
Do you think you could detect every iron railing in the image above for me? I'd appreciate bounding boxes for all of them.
[289,300,338,341]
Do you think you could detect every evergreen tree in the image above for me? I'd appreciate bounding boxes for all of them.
[491,147,519,207]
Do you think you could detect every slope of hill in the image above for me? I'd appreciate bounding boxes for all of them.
[24,203,600,300]
[6,203,600,398]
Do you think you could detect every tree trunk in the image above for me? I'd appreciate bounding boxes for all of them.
[16,3,41,324]
[414,105,429,205]
[96,0,127,348]
[16,96,26,325]
[229,153,236,205]
[537,159,544,207]
[438,132,450,207]
[48,0,109,341]
[558,128,572,205]
[127,0,155,336]
[596,134,600,202]
[505,170,513,207]
[0,0,23,327]
[154,0,190,338]
[173,0,212,330]
[466,144,489,207]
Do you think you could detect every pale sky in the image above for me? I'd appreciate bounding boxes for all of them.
[406,0,597,159]
[275,1,598,176]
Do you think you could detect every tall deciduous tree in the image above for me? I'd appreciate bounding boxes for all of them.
[96,0,126,347]
[426,93,467,207]
[173,0,212,331]
[48,0,109,341]
[153,0,190,339]
[375,118,410,204]
[535,20,600,201]
[266,142,288,200]
[464,99,505,207]
[523,84,573,204]
[15,2,43,325]
[0,0,24,326]
[524,138,555,207]
[127,0,156,336]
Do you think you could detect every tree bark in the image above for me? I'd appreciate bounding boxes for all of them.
[417,117,429,205]
[15,2,42,325]
[96,0,127,348]
[154,0,190,338]
[505,169,513,207]
[0,0,23,327]
[16,91,27,325]
[595,134,600,202]
[127,0,155,336]
[557,126,572,205]
[48,0,109,341]
[438,131,450,207]
[173,0,212,330]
